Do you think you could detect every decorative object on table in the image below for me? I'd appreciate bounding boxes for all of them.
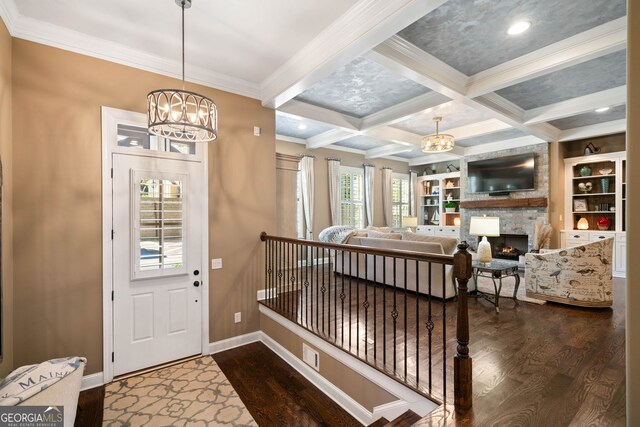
[577,182,592,193]
[573,198,588,212]
[453,217,461,226]
[601,178,610,193]
[577,217,589,230]
[598,167,613,175]
[147,0,217,143]
[583,142,601,156]
[596,216,611,230]
[469,216,500,264]
[444,201,457,213]
[532,221,553,251]
[421,116,455,153]
[446,164,459,173]
[431,186,440,195]
[402,216,418,231]
[579,165,592,176]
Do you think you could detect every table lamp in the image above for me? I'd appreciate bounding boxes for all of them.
[402,216,418,231]
[469,216,500,263]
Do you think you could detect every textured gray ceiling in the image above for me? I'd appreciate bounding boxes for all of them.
[294,57,430,118]
[548,104,626,130]
[333,136,389,151]
[398,0,626,76]
[276,114,333,139]
[456,128,529,147]
[495,50,626,110]
[392,102,494,135]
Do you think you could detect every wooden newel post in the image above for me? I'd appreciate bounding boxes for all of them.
[453,241,473,410]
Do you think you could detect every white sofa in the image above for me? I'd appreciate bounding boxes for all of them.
[333,233,461,299]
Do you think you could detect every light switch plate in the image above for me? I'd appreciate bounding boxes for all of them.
[211,258,222,269]
[253,126,261,136]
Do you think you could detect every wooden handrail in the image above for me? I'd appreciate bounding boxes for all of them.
[259,231,455,265]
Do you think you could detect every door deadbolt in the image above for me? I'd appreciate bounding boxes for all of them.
[194,270,200,276]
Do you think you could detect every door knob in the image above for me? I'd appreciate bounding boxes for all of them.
[193,281,200,287]
[194,270,200,276]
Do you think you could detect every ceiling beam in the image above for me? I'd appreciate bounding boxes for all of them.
[359,92,451,130]
[361,126,423,145]
[260,0,448,109]
[447,119,512,140]
[466,17,627,98]
[277,100,361,131]
[276,134,307,145]
[306,129,358,149]
[365,144,414,159]
[559,119,626,142]
[407,144,465,166]
[523,86,626,125]
[368,37,561,141]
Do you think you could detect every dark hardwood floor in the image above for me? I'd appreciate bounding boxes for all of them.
[261,266,626,427]
[213,341,362,427]
[74,385,104,427]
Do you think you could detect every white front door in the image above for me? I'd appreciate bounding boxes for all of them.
[112,153,203,376]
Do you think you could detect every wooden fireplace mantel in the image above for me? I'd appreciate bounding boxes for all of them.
[459,198,548,209]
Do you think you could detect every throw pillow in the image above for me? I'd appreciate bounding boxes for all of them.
[400,232,458,254]
[368,230,402,240]
[366,226,393,233]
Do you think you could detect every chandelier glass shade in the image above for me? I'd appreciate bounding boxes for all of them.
[147,0,217,143]
[421,117,454,153]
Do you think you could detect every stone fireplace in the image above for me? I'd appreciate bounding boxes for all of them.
[459,144,550,253]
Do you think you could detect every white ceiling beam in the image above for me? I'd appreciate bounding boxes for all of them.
[368,38,561,141]
[306,129,358,149]
[359,92,451,130]
[523,86,627,125]
[408,151,464,166]
[466,17,627,98]
[260,0,448,109]
[448,119,512,140]
[365,144,414,159]
[362,126,423,146]
[276,134,307,145]
[559,119,626,142]
[462,136,547,156]
[277,100,361,131]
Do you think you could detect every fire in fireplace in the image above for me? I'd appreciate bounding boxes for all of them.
[486,234,529,260]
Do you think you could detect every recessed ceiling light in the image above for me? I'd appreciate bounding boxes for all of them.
[595,107,610,113]
[298,123,308,130]
[507,21,531,35]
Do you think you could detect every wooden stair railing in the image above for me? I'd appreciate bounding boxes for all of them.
[259,232,473,411]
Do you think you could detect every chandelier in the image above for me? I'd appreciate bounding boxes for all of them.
[421,117,454,153]
[147,0,217,143]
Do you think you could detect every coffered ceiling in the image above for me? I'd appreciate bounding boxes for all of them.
[0,0,627,165]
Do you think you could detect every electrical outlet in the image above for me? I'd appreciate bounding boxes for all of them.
[302,343,319,371]
[253,126,261,136]
[211,258,222,269]
[234,312,241,323]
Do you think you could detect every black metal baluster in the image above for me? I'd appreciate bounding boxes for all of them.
[321,247,326,334]
[392,257,397,373]
[383,255,387,367]
[373,254,377,361]
[404,258,408,381]
[415,260,420,386]
[427,261,433,391]
[328,249,332,339]
[341,250,345,346]
[333,249,337,340]
[295,243,300,320]
[442,263,447,402]
[356,252,360,356]
[364,252,369,357]
[349,251,352,352]
[316,246,319,330]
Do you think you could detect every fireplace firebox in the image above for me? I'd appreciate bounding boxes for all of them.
[485,234,529,260]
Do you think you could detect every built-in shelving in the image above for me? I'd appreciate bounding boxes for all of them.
[417,172,461,228]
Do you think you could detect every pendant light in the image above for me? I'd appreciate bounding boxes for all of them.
[147,0,217,142]
[421,117,454,153]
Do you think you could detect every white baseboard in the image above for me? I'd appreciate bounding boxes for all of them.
[260,332,376,425]
[81,372,104,391]
[208,331,262,354]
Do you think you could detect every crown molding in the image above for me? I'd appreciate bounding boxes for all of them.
[466,17,627,97]
[559,119,626,141]
[0,1,261,99]
[276,134,307,145]
[260,0,448,109]
[523,86,626,125]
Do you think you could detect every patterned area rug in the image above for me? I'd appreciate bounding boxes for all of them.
[103,357,256,426]
[475,274,546,305]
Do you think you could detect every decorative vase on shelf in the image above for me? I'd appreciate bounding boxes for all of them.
[580,166,592,177]
[596,216,611,231]
[601,178,610,193]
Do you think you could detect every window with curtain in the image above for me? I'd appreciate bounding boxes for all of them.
[340,167,364,228]
[391,173,410,228]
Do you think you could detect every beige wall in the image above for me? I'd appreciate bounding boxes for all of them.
[261,313,397,411]
[0,20,13,377]
[275,140,410,237]
[627,2,639,423]
[11,39,276,375]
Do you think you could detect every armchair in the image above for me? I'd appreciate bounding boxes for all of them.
[525,237,613,307]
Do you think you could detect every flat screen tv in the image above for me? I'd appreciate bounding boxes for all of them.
[467,153,535,194]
